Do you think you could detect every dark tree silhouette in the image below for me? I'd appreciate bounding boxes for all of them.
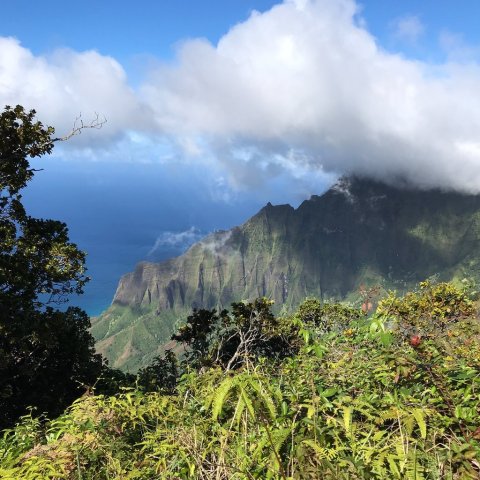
[0,105,102,429]
[172,298,297,371]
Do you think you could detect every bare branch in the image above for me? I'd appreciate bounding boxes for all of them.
[52,112,107,142]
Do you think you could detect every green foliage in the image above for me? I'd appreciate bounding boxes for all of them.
[93,351,179,396]
[0,105,54,197]
[2,281,479,478]
[0,105,102,429]
[93,366,137,397]
[295,298,363,334]
[0,106,87,309]
[136,350,179,394]
[172,308,222,368]
[377,280,476,336]
[173,298,298,370]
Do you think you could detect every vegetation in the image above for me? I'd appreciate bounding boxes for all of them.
[1,281,479,479]
[172,298,298,371]
[0,105,103,429]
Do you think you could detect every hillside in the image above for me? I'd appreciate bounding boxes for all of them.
[92,177,480,370]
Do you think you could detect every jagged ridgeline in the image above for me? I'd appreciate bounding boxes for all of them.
[91,177,480,370]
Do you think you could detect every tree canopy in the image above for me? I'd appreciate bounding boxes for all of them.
[171,298,298,370]
[0,105,102,429]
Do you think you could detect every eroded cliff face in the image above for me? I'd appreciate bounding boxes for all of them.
[92,178,480,370]
[112,203,296,311]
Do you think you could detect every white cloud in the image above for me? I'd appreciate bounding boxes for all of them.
[391,15,424,44]
[141,0,480,192]
[3,1,480,194]
[148,227,203,255]
[0,37,152,146]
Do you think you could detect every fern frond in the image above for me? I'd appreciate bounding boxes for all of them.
[239,385,256,419]
[302,440,338,461]
[412,409,427,439]
[212,376,236,420]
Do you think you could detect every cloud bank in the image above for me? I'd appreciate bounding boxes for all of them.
[0,37,152,145]
[3,0,480,192]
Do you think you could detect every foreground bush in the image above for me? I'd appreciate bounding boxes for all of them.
[1,282,479,479]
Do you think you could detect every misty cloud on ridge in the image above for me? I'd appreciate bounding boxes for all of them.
[143,0,480,192]
[148,227,204,256]
[2,0,480,192]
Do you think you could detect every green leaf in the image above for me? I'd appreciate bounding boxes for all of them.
[321,387,337,398]
[212,376,236,420]
[387,455,401,478]
[412,409,426,439]
[302,440,329,459]
[343,406,352,433]
[240,386,256,419]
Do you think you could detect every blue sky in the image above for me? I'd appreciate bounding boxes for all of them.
[3,1,480,63]
[3,0,480,314]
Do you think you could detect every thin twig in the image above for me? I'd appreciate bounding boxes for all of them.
[52,112,107,142]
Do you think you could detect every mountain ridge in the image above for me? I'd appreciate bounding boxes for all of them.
[92,177,480,370]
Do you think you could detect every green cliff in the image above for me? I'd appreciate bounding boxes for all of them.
[92,177,480,370]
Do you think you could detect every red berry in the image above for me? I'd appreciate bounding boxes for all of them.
[410,335,421,347]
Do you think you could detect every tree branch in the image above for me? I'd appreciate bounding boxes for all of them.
[52,112,107,142]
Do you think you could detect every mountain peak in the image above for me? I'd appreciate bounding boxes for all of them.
[261,201,294,211]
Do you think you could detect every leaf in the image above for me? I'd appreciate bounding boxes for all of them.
[240,386,256,419]
[312,344,325,358]
[212,376,236,420]
[412,409,427,439]
[387,455,401,478]
[373,430,386,441]
[301,440,336,460]
[231,394,246,427]
[343,406,353,434]
[269,427,291,455]
[321,387,337,398]
[379,332,394,347]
